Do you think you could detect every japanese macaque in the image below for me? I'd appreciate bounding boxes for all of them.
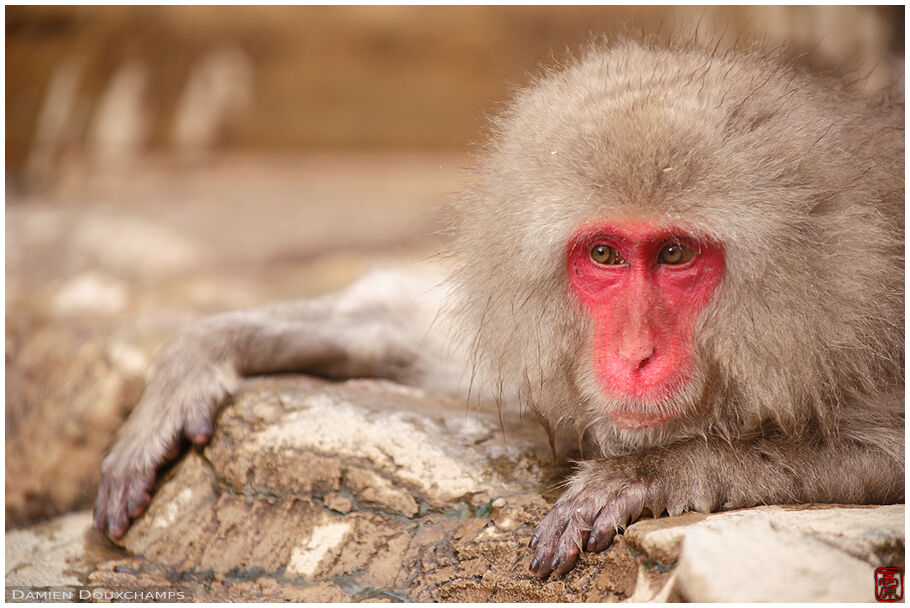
[94,39,905,578]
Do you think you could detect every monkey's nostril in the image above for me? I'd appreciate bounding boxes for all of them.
[637,349,655,369]
[617,346,655,369]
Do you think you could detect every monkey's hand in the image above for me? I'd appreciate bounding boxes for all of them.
[528,421,904,578]
[528,457,659,578]
[93,270,463,539]
[93,336,238,538]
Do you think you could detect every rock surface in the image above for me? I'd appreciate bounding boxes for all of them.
[7,375,903,602]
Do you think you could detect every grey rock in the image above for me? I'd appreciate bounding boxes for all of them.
[625,504,904,601]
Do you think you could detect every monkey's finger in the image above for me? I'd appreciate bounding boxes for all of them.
[94,465,156,539]
[127,491,152,518]
[587,486,646,552]
[550,501,604,575]
[106,506,130,539]
[92,483,112,533]
[586,506,623,553]
[550,526,585,576]
[163,442,180,461]
[529,504,572,577]
[93,474,130,538]
[127,468,157,516]
[529,536,560,577]
[184,416,213,445]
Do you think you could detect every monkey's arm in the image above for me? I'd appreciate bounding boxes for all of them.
[529,419,904,577]
[93,269,465,537]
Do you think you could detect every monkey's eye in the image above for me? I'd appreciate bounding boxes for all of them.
[590,245,626,266]
[658,242,696,265]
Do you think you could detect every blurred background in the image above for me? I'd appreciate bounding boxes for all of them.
[6,5,905,190]
[5,6,905,528]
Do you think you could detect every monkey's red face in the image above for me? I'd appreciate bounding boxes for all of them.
[567,222,725,430]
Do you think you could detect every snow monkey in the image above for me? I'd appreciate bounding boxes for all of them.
[94,40,904,578]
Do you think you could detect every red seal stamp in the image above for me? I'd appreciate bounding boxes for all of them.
[875,567,903,602]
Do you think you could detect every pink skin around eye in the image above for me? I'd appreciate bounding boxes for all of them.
[567,221,725,429]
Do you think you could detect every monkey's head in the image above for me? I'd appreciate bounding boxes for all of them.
[452,40,903,451]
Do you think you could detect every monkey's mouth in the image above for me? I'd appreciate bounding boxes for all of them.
[607,406,676,430]
[584,358,694,431]
[597,376,690,430]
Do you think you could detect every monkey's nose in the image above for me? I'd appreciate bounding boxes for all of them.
[617,344,655,369]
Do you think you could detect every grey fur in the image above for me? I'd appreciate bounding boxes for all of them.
[95,39,903,579]
[451,39,903,576]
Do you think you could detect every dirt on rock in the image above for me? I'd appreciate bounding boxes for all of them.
[67,374,660,602]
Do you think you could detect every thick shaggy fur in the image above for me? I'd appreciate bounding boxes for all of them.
[451,40,903,575]
[452,39,903,455]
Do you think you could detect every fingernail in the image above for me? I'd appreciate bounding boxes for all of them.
[549,556,559,571]
[529,557,540,572]
[587,534,597,551]
[528,534,539,549]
